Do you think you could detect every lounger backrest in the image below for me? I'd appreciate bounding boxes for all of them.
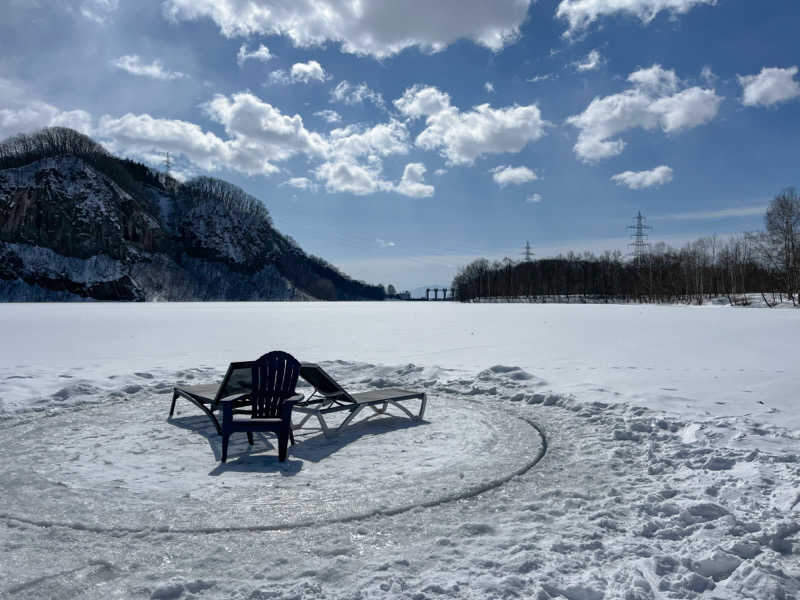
[299,363,355,403]
[215,361,255,402]
[251,351,301,418]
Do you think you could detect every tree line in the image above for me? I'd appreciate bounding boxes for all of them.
[453,188,800,307]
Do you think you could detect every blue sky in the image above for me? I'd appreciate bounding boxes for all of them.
[2,0,799,290]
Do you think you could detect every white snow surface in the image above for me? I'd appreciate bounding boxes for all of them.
[1,302,798,599]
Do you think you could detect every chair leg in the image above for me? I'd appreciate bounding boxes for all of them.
[221,433,230,463]
[278,430,289,462]
[289,428,295,445]
[247,431,254,445]
[169,391,178,417]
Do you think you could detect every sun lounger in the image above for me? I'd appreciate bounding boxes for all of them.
[169,361,256,434]
[293,363,427,437]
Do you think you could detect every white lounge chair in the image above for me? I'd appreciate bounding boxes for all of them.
[293,363,427,437]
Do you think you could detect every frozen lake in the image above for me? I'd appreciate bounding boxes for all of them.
[1,302,798,598]
[2,301,798,426]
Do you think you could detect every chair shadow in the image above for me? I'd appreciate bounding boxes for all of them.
[167,415,303,476]
[289,414,430,462]
[167,411,430,472]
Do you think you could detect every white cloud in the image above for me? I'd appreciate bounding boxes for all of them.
[738,66,800,108]
[491,165,538,187]
[611,165,673,189]
[314,120,411,195]
[283,177,315,190]
[112,55,186,80]
[395,162,435,198]
[314,109,342,123]
[527,73,556,83]
[394,84,550,165]
[269,60,329,84]
[237,44,273,67]
[575,49,603,72]
[330,81,385,109]
[434,168,447,176]
[566,64,722,162]
[162,0,533,58]
[0,103,93,140]
[526,193,543,203]
[485,82,495,93]
[652,204,767,221]
[97,112,240,173]
[79,0,118,23]
[556,0,716,36]
[700,66,716,84]
[204,92,328,164]
[376,238,396,248]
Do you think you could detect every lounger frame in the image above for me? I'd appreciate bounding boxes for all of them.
[293,363,427,437]
[169,361,254,434]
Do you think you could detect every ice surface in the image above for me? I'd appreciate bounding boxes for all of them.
[1,302,798,598]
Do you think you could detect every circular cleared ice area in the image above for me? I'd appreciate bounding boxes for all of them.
[3,394,544,532]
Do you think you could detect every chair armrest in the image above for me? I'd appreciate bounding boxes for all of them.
[284,393,305,406]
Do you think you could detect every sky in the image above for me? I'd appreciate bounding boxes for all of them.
[1,0,799,291]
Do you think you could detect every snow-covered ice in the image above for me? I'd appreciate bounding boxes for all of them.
[1,302,798,599]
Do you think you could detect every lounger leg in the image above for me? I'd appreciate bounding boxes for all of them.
[247,432,254,445]
[169,391,179,417]
[278,430,289,462]
[221,433,230,463]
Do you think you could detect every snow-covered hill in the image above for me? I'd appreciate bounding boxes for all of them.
[0,128,385,301]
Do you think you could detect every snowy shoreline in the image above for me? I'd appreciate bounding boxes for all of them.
[1,303,798,598]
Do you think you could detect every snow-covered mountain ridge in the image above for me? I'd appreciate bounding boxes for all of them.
[0,128,384,301]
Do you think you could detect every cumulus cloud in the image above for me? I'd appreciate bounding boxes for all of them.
[112,55,186,80]
[612,165,674,189]
[330,81,385,109]
[97,112,241,172]
[566,64,722,162]
[376,238,396,248]
[394,84,549,165]
[526,193,543,203]
[283,177,315,190]
[434,168,447,176]
[314,109,342,123]
[491,165,538,187]
[269,60,329,84]
[485,82,495,93]
[0,102,93,140]
[395,162,435,198]
[314,120,411,195]
[162,0,533,58]
[204,92,327,163]
[556,0,716,36]
[575,49,603,72]
[738,66,800,107]
[237,44,273,67]
[1,82,431,199]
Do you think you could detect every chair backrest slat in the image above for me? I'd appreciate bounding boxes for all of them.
[251,351,300,418]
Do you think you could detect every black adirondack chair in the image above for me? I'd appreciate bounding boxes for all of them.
[220,351,303,463]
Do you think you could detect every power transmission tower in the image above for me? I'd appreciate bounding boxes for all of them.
[628,211,652,265]
[521,240,534,262]
[163,151,173,175]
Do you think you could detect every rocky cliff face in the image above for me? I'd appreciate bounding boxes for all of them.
[0,129,384,301]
